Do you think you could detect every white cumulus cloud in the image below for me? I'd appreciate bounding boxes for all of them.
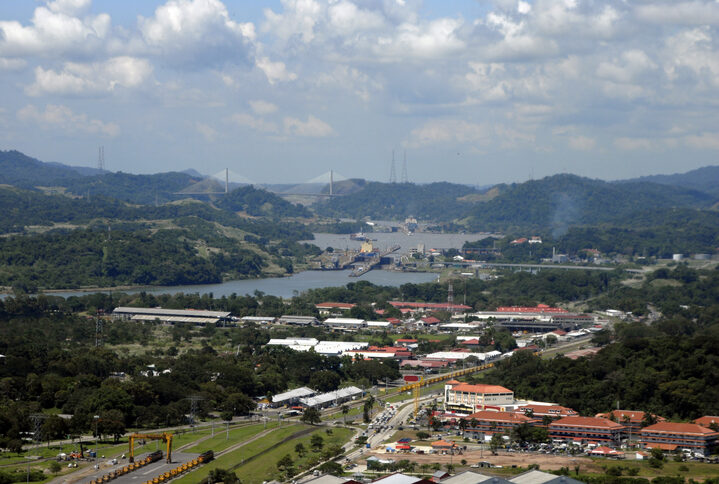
[283,115,333,137]
[17,104,119,136]
[256,57,297,84]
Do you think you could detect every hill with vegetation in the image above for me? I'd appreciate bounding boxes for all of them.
[315,181,478,220]
[0,150,88,188]
[627,165,719,197]
[462,174,716,232]
[215,185,311,218]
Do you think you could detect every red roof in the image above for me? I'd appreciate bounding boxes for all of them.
[460,339,481,345]
[590,446,623,455]
[421,316,441,324]
[496,305,567,313]
[389,301,472,310]
[431,440,456,448]
[552,329,567,336]
[449,383,513,394]
[596,410,663,424]
[316,302,356,309]
[511,238,528,244]
[396,339,418,343]
[550,416,624,429]
[387,318,401,324]
[517,404,578,418]
[642,422,719,436]
[395,444,412,450]
[465,410,536,424]
[694,416,719,427]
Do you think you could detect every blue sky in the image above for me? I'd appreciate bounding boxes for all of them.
[1,0,718,185]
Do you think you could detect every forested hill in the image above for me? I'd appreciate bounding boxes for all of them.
[315,181,478,220]
[0,150,87,187]
[215,185,311,218]
[626,165,719,197]
[463,174,716,232]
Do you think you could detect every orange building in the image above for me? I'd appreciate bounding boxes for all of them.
[640,422,719,455]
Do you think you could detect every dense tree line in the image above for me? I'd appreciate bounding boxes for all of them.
[215,185,311,218]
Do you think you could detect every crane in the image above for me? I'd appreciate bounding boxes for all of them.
[128,433,173,463]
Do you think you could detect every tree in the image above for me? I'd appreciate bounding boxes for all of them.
[301,407,321,425]
[489,433,503,454]
[341,405,349,425]
[97,409,125,443]
[318,461,343,476]
[459,419,468,435]
[295,443,306,458]
[310,434,324,452]
[49,461,62,473]
[276,454,295,478]
[416,431,430,440]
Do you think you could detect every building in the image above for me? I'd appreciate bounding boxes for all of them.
[389,301,473,313]
[510,470,584,484]
[240,316,276,325]
[640,422,719,456]
[315,302,356,316]
[694,416,719,429]
[548,417,624,446]
[299,386,363,408]
[595,410,665,436]
[444,382,514,413]
[279,315,320,326]
[462,410,539,440]
[271,387,316,407]
[516,404,578,420]
[111,307,232,326]
[323,317,366,331]
[442,471,512,484]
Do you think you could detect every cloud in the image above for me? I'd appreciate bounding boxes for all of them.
[663,27,719,87]
[636,1,719,26]
[568,135,596,151]
[407,119,490,147]
[249,100,278,115]
[614,137,654,151]
[17,104,119,136]
[0,58,26,71]
[596,50,657,84]
[256,57,297,84]
[283,115,333,137]
[26,56,153,96]
[685,132,719,150]
[230,113,279,133]
[0,2,110,58]
[138,0,256,68]
[196,122,218,142]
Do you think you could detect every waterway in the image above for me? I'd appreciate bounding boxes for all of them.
[305,232,493,253]
[33,232,486,300]
[44,269,439,300]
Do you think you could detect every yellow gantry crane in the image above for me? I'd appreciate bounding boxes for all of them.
[128,433,173,463]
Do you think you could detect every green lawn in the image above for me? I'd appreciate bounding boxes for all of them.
[599,458,719,480]
[185,421,279,453]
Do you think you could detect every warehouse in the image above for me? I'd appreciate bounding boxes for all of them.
[299,386,364,408]
[111,307,232,326]
[271,387,316,407]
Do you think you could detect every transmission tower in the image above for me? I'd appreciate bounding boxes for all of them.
[97,146,105,171]
[401,150,408,183]
[187,396,204,428]
[95,318,103,347]
[30,414,48,446]
[389,150,397,183]
[447,281,454,313]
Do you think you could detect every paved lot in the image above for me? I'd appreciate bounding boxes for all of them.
[79,452,201,484]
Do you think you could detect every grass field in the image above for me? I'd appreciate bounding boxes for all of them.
[184,421,279,453]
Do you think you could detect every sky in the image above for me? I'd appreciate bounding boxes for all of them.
[1,0,718,186]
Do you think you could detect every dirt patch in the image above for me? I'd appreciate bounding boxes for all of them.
[359,450,602,473]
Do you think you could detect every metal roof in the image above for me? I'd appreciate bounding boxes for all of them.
[300,386,363,407]
[113,307,231,318]
[510,470,585,484]
[272,387,315,403]
[443,471,513,484]
[130,314,219,324]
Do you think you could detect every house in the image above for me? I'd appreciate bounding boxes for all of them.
[432,470,451,482]
[589,446,624,458]
[430,440,456,454]
[640,422,719,456]
[548,416,625,446]
[396,338,419,347]
[509,470,584,484]
[442,471,512,484]
[370,473,435,484]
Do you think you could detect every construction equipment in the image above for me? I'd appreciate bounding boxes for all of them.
[128,433,173,463]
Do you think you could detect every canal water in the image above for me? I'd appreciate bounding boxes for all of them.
[305,232,492,253]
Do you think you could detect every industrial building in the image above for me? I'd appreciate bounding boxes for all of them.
[299,386,363,408]
[271,387,316,407]
[111,307,232,326]
[278,315,320,326]
[323,317,366,331]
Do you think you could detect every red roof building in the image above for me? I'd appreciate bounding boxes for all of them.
[315,302,356,316]
[496,304,567,314]
[462,410,538,437]
[694,416,719,429]
[396,338,418,346]
[595,410,665,433]
[444,383,514,413]
[389,301,472,312]
[640,422,719,455]
[549,417,625,446]
[589,446,624,457]
[421,316,441,325]
[516,404,579,420]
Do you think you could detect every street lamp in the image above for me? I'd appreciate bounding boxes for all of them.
[93,416,100,459]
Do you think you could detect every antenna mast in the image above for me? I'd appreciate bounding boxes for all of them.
[401,150,408,183]
[97,146,105,171]
[330,170,334,196]
[389,150,397,183]
[225,168,229,193]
